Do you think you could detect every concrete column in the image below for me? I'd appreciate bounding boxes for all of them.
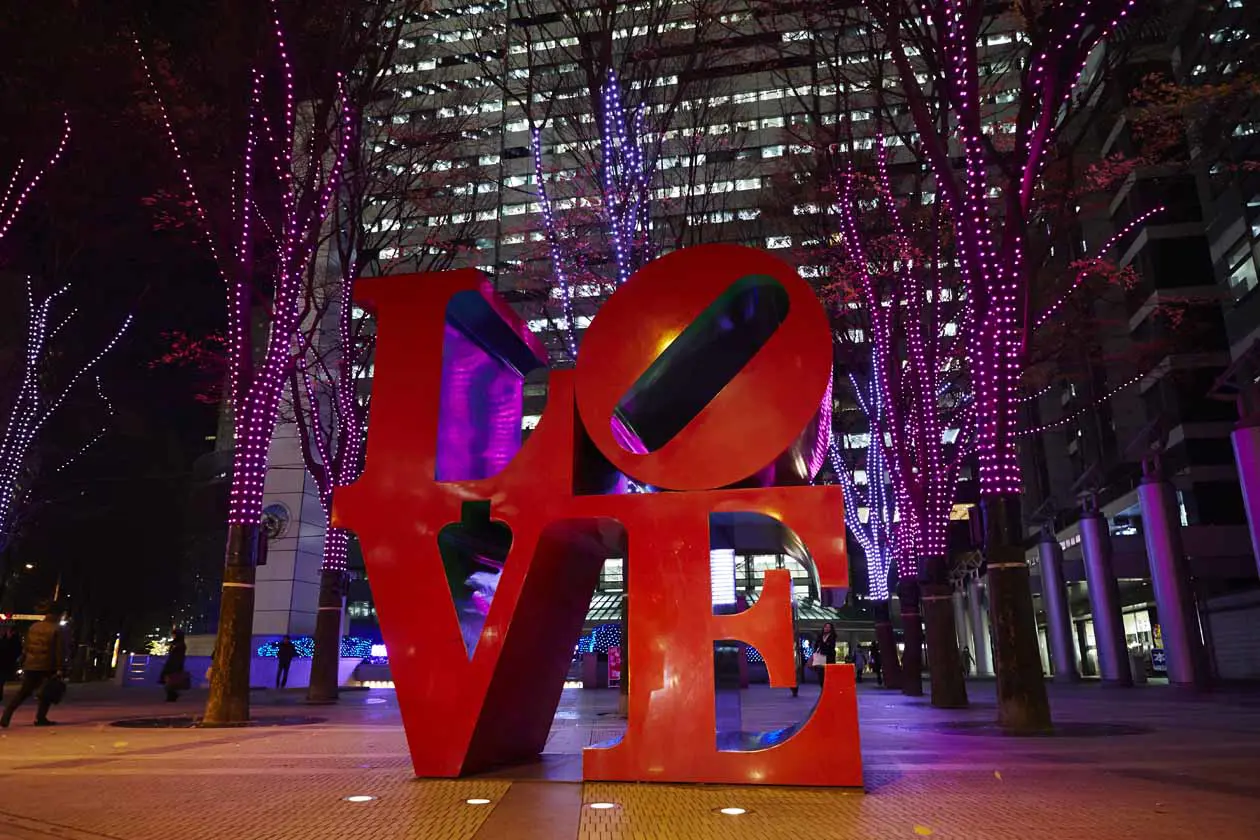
[1137,462,1208,688]
[966,575,993,676]
[1231,417,1260,582]
[1037,532,1080,682]
[1079,507,1132,686]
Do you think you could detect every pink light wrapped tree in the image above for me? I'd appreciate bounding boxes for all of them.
[846,0,1144,731]
[287,0,486,703]
[761,0,1146,729]
[809,141,973,706]
[136,0,353,724]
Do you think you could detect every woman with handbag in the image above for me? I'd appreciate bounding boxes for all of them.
[812,622,838,686]
[160,629,190,702]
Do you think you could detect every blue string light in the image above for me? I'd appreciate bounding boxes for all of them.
[255,636,375,658]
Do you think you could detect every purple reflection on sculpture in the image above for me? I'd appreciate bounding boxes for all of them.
[436,322,526,482]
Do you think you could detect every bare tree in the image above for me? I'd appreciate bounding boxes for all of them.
[0,119,129,601]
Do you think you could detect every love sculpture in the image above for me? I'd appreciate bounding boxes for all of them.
[334,243,863,786]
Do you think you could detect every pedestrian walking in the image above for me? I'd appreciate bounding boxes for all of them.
[0,626,21,701]
[1,601,66,728]
[276,636,298,689]
[853,645,866,683]
[160,629,189,702]
[960,645,974,678]
[812,623,838,687]
[869,643,883,686]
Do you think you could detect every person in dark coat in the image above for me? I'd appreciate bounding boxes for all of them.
[790,636,805,697]
[813,622,838,687]
[160,629,188,702]
[869,642,884,686]
[0,626,21,701]
[276,636,298,689]
[1,601,65,727]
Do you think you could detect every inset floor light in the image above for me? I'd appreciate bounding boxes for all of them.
[344,795,376,803]
[718,807,747,816]
[588,802,617,810]
[465,798,492,806]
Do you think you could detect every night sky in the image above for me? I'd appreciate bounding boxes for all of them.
[0,2,235,644]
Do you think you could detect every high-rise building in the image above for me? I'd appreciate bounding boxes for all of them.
[1021,0,1260,682]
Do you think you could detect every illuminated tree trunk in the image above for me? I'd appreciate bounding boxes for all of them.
[307,525,350,704]
[920,555,968,709]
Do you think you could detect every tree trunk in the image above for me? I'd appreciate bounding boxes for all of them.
[920,556,968,708]
[203,523,260,726]
[307,525,350,705]
[873,599,902,690]
[307,570,346,704]
[898,579,924,697]
[983,495,1051,733]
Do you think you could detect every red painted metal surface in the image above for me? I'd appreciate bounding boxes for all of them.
[334,245,862,786]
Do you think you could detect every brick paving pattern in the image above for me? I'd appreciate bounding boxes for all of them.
[0,681,1257,839]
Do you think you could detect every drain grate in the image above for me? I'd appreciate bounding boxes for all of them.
[905,721,1153,738]
[111,715,326,729]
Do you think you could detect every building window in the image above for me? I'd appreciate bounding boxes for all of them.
[1228,239,1258,298]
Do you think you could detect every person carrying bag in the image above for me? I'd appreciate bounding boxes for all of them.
[1,600,67,728]
[160,629,190,702]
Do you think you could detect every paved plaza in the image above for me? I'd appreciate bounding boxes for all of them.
[0,679,1258,839]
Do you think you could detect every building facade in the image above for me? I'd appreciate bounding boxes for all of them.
[1021,0,1260,682]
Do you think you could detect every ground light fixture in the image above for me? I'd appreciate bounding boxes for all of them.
[718,807,748,816]
[465,798,492,806]
[343,795,377,803]
[588,803,617,810]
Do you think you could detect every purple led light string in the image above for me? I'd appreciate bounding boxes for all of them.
[138,3,352,528]
[1034,205,1163,328]
[1021,372,1148,437]
[531,126,580,360]
[0,114,70,241]
[599,70,653,287]
[226,4,354,529]
[54,378,114,475]
[132,38,229,274]
[531,70,654,361]
[0,278,131,544]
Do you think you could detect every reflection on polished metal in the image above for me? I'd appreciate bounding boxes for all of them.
[1037,531,1080,683]
[1079,505,1132,686]
[1136,460,1208,688]
[1231,416,1260,582]
[966,575,993,677]
[952,589,971,655]
[335,245,861,787]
